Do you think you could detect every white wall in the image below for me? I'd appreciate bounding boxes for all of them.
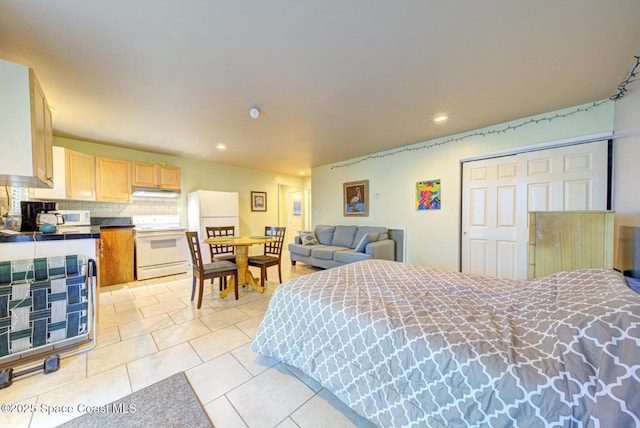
[312,101,615,270]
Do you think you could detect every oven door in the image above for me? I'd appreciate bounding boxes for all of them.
[135,230,189,280]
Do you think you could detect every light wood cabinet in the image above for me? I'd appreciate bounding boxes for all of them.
[132,162,181,190]
[96,157,132,202]
[98,227,135,287]
[0,59,53,188]
[528,211,614,279]
[66,149,96,200]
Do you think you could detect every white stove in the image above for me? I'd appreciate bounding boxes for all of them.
[132,215,188,280]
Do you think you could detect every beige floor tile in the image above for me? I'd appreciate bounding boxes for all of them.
[98,290,134,305]
[98,303,115,316]
[167,304,219,324]
[189,325,251,362]
[199,307,251,331]
[186,353,253,404]
[231,344,278,377]
[205,396,248,428]
[87,334,157,377]
[131,284,173,299]
[227,364,315,428]
[95,325,121,348]
[154,288,192,303]
[98,308,143,330]
[290,393,358,428]
[3,354,88,404]
[30,365,131,428]
[113,294,159,312]
[127,342,202,391]
[138,298,188,318]
[235,315,265,339]
[152,319,211,350]
[118,313,175,341]
[237,298,271,318]
[275,418,299,428]
[0,396,37,428]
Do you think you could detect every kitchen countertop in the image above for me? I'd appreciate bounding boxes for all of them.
[0,217,135,243]
[0,227,102,243]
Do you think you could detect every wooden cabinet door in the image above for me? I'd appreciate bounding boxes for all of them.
[158,165,181,189]
[99,228,135,286]
[96,157,132,202]
[30,69,53,187]
[132,162,157,187]
[66,149,96,200]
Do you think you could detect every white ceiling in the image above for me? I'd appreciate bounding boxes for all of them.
[1,1,639,176]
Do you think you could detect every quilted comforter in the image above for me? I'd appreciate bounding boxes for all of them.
[251,259,640,427]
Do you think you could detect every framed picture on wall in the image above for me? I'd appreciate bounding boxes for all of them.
[416,179,441,210]
[343,180,369,216]
[251,191,267,212]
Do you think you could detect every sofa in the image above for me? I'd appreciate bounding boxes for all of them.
[289,225,395,269]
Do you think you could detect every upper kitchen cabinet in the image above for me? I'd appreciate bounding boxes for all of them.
[67,150,96,200]
[32,147,96,200]
[132,162,181,190]
[96,157,132,202]
[0,59,53,188]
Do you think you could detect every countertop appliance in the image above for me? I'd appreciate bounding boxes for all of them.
[36,212,64,226]
[187,190,240,264]
[132,214,188,280]
[56,209,92,233]
[20,200,59,232]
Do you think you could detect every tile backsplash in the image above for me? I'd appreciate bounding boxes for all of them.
[57,199,178,217]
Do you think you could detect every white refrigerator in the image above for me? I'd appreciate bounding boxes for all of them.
[187,190,240,264]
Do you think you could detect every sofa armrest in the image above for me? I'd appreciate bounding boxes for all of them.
[365,239,395,261]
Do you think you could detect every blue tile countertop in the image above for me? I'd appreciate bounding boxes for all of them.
[0,227,102,243]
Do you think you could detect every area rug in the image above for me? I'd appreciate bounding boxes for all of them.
[59,372,213,428]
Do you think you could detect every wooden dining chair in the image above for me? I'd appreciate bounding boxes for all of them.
[185,231,239,308]
[205,226,236,263]
[248,226,286,288]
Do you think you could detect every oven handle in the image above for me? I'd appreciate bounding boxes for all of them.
[136,232,187,239]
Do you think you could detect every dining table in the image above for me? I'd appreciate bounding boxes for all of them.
[203,235,276,296]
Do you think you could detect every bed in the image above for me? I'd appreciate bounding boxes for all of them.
[250,259,640,427]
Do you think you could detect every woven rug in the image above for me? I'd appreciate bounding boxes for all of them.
[60,372,213,428]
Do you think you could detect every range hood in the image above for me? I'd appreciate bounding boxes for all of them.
[132,187,181,199]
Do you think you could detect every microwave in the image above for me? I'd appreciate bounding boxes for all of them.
[57,210,91,226]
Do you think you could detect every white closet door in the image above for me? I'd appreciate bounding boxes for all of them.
[461,141,609,279]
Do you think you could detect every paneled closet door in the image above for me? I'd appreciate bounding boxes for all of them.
[461,141,609,280]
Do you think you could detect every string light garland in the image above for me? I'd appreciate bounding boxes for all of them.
[331,53,640,170]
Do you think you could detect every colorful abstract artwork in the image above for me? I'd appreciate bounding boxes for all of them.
[416,180,441,210]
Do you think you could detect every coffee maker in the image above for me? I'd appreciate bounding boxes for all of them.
[20,201,61,232]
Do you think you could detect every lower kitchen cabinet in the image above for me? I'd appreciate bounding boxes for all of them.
[99,227,135,286]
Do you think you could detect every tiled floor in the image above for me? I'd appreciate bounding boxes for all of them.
[1,260,375,428]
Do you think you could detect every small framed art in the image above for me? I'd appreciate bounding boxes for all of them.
[343,180,369,216]
[251,191,267,212]
[416,179,441,210]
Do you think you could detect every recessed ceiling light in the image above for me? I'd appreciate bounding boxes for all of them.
[299,171,305,176]
[433,114,448,123]
[249,107,260,119]
[216,143,226,151]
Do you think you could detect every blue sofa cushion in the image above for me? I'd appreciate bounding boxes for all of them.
[315,226,336,245]
[311,246,349,260]
[289,243,317,257]
[331,226,357,248]
[334,250,372,264]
